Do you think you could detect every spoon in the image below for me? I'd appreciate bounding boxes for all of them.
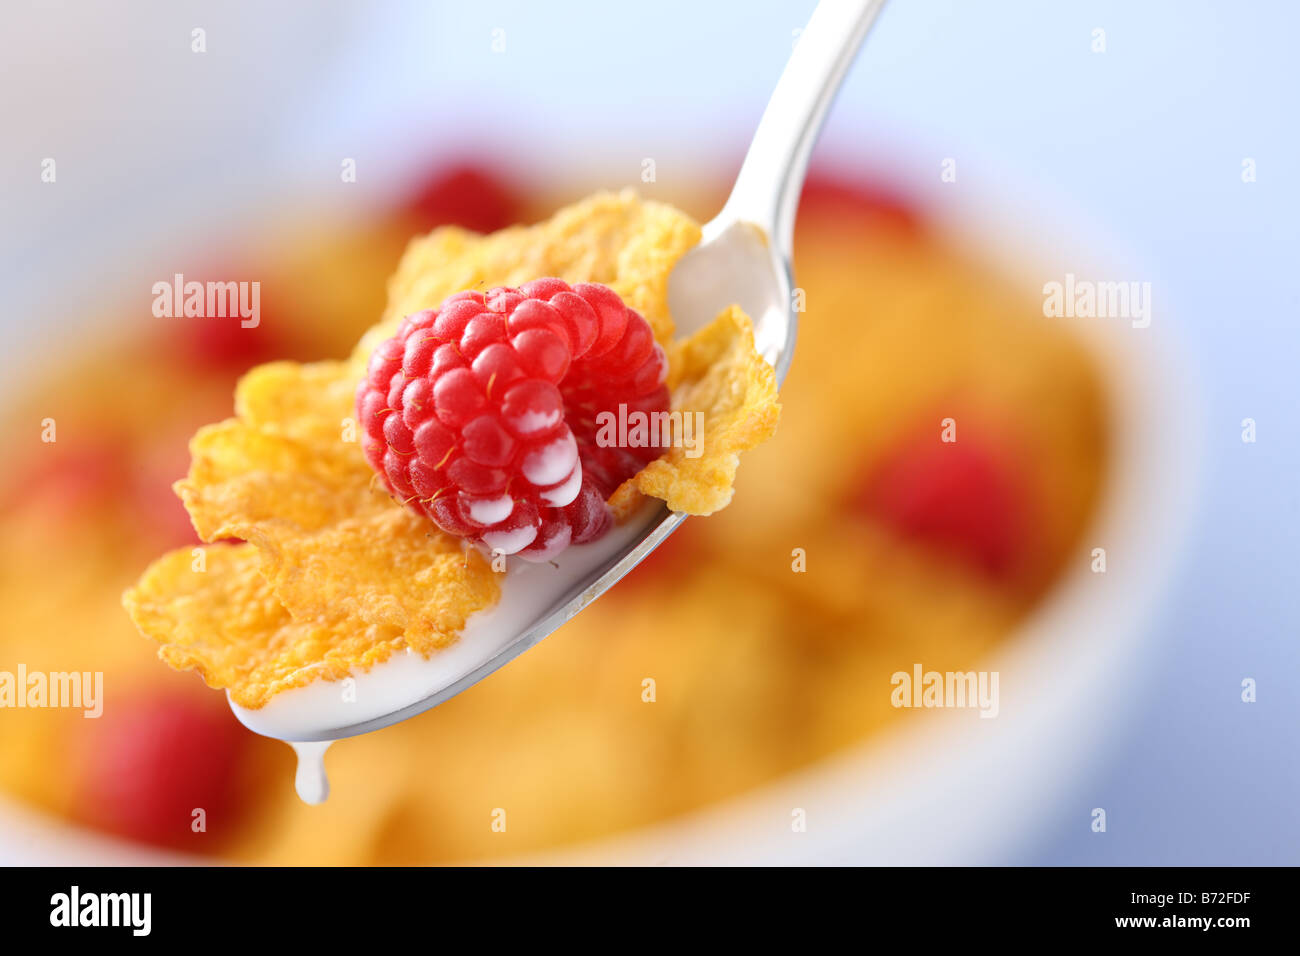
[232,0,889,749]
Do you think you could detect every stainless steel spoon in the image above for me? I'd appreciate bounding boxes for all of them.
[234,0,888,743]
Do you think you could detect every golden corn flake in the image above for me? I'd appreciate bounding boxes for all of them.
[234,360,359,443]
[251,508,498,656]
[126,544,408,708]
[125,191,778,707]
[359,189,701,359]
[127,358,498,708]
[619,306,780,516]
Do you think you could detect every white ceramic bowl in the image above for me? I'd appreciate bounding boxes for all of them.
[0,155,1200,865]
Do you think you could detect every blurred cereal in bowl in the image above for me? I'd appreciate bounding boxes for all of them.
[0,161,1107,864]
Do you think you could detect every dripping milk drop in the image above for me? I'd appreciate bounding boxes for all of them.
[290,740,332,805]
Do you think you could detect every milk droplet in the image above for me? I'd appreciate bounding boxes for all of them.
[539,463,582,507]
[289,740,332,805]
[481,522,538,554]
[465,493,513,525]
[522,432,577,486]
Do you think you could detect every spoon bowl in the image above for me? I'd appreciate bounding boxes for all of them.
[667,218,797,383]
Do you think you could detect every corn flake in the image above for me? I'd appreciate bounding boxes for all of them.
[126,544,407,708]
[617,306,780,516]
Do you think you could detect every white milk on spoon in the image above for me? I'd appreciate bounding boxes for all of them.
[229,509,660,805]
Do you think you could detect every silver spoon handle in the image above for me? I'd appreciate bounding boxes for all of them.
[718,0,887,255]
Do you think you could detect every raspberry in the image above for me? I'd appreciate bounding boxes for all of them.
[853,421,1031,581]
[403,163,520,234]
[357,279,669,561]
[799,171,920,236]
[78,690,251,849]
[165,268,287,373]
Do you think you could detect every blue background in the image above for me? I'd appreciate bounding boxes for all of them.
[3,0,1295,863]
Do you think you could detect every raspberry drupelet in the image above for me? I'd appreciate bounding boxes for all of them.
[357,279,669,561]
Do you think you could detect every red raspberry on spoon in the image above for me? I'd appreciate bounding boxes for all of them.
[357,279,669,561]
